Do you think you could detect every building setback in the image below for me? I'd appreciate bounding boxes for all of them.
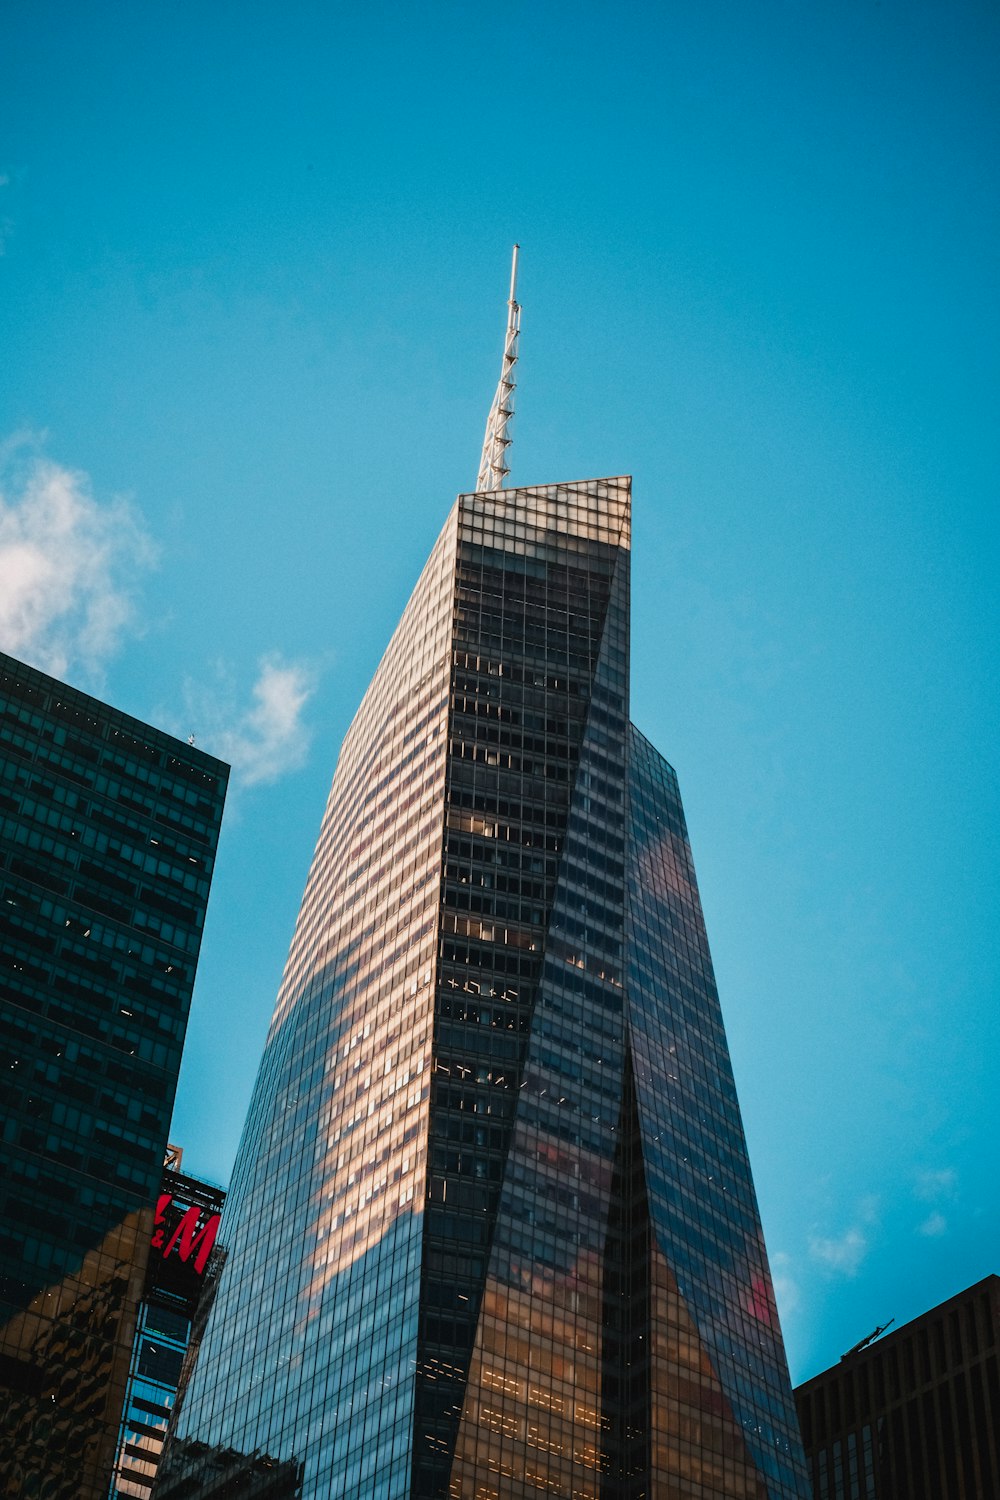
[795,1276,1000,1500]
[0,651,228,1498]
[158,476,809,1499]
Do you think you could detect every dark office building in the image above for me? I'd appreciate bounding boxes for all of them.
[0,651,228,1499]
[794,1275,1000,1499]
[110,1150,226,1498]
[159,476,809,1499]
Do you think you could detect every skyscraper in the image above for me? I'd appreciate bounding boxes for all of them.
[109,1149,227,1498]
[0,651,228,1498]
[159,262,809,1499]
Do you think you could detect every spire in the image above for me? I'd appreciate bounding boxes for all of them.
[476,244,521,491]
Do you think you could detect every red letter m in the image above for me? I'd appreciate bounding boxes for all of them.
[163,1207,220,1275]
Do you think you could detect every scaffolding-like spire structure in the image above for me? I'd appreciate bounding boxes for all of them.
[476,244,521,491]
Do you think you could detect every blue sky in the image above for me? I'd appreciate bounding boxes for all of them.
[2,0,997,1384]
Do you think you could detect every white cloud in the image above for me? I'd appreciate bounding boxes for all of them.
[915,1168,957,1203]
[912,1169,956,1237]
[809,1227,868,1277]
[918,1211,948,1238]
[183,656,316,789]
[0,441,154,680]
[770,1252,801,1318]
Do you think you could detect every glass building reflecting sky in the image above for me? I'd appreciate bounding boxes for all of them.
[159,479,809,1499]
[0,651,228,1500]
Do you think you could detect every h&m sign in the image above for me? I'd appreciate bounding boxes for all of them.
[151,1194,221,1277]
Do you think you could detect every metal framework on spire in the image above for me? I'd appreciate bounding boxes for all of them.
[476,244,521,491]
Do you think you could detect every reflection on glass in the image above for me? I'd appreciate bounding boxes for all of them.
[160,482,809,1498]
[0,653,228,1500]
[109,1164,227,1497]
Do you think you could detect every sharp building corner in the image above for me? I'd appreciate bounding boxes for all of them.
[156,469,811,1496]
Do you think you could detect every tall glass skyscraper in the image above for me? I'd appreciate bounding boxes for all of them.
[0,650,228,1499]
[158,478,809,1499]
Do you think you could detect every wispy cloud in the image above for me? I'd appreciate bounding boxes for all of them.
[912,1167,956,1239]
[0,438,154,681]
[181,656,317,789]
[918,1211,948,1238]
[809,1226,869,1277]
[808,1193,880,1277]
[770,1251,801,1318]
[914,1168,957,1203]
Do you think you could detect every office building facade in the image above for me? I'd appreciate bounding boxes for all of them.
[110,1154,226,1498]
[159,478,809,1498]
[0,651,228,1498]
[795,1275,1000,1499]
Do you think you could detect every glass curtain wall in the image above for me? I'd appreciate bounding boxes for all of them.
[157,481,810,1500]
[160,517,458,1496]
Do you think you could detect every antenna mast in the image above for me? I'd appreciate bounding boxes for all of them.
[477,244,521,491]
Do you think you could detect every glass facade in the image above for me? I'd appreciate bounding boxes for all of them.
[158,480,809,1499]
[624,729,806,1497]
[0,651,228,1499]
[109,1162,226,1498]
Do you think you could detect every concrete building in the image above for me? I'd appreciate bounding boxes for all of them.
[795,1275,1000,1499]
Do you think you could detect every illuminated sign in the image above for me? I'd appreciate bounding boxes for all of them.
[151,1193,221,1277]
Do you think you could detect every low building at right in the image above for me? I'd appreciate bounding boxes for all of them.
[794,1274,1000,1499]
